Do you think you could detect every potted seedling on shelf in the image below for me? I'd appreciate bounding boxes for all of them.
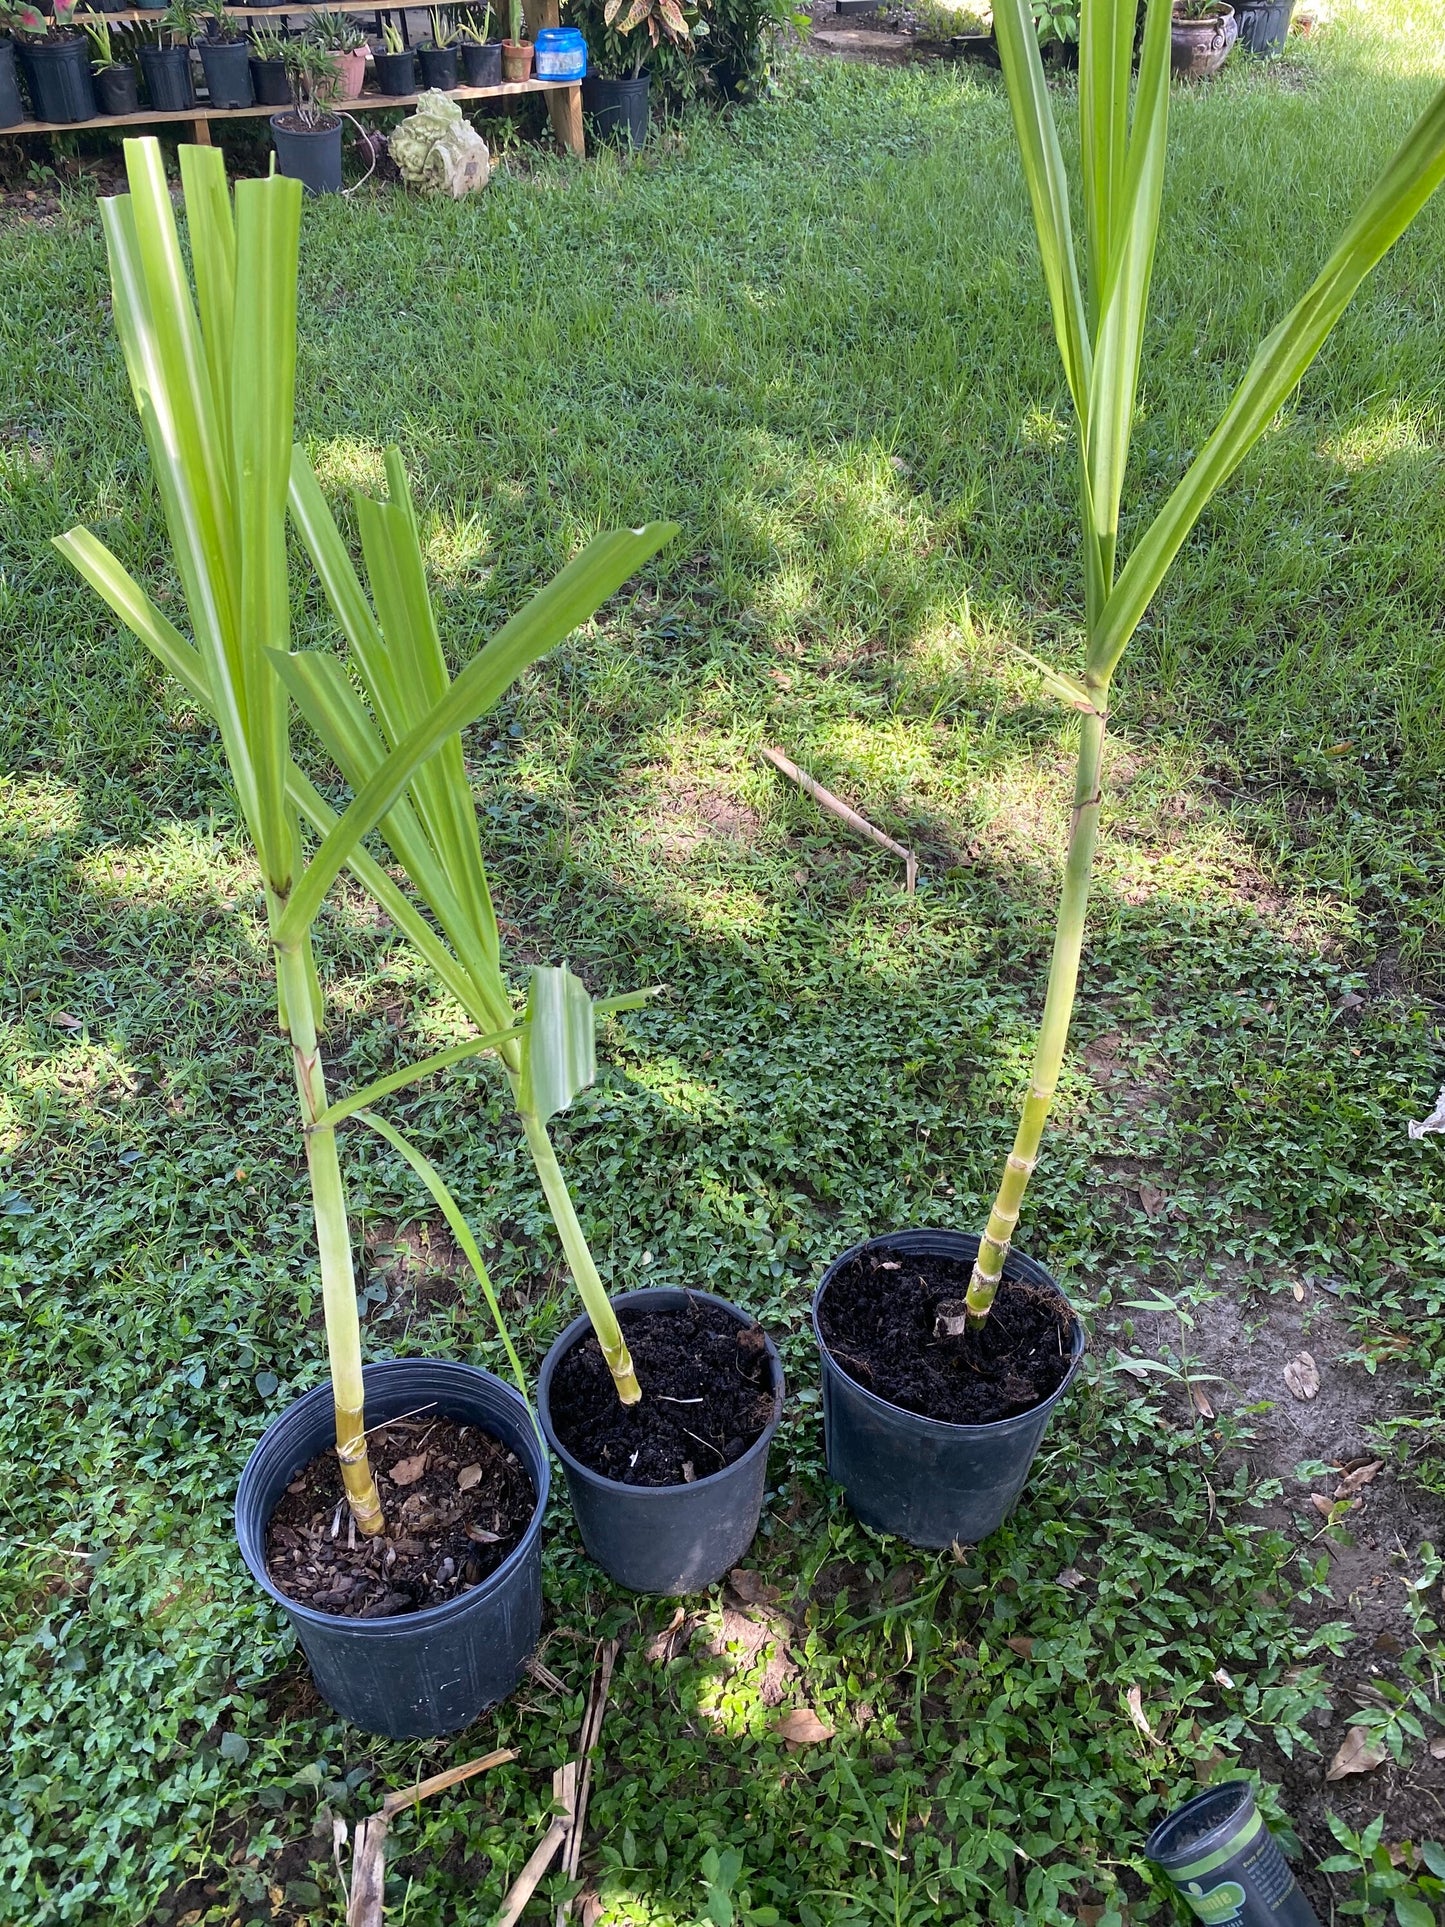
[499,0,531,81]
[248,21,290,104]
[811,0,1445,1550]
[277,456,778,1597]
[456,4,501,86]
[138,0,202,110]
[272,38,342,192]
[582,0,692,146]
[197,6,252,107]
[84,14,139,113]
[374,17,416,93]
[1170,0,1236,74]
[0,4,25,129]
[58,135,672,1732]
[308,7,367,100]
[13,0,95,124]
[417,6,460,88]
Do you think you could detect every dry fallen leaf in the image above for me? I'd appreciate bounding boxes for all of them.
[1005,1636,1034,1659]
[1335,1460,1383,1497]
[1283,1351,1321,1401]
[1190,1383,1215,1419]
[389,1454,428,1487]
[50,1010,83,1030]
[1212,1668,1235,1690]
[1139,1183,1168,1218]
[645,1607,688,1664]
[1057,1568,1085,1590]
[1311,1494,1336,1519]
[1125,1685,1157,1742]
[775,1707,834,1746]
[465,1524,503,1544]
[580,1895,605,1927]
[457,1463,482,1492]
[729,1569,782,1608]
[1430,1737,1445,1761]
[1327,1726,1389,1781]
[1292,1281,1306,1302]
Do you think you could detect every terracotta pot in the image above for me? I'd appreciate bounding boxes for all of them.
[500,36,533,80]
[1170,2,1237,76]
[333,44,367,97]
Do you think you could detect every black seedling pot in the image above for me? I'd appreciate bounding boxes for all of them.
[248,53,290,104]
[416,42,458,87]
[582,70,648,146]
[270,111,343,193]
[95,61,139,111]
[236,1358,549,1738]
[0,38,26,125]
[461,38,502,84]
[813,1229,1084,1548]
[373,46,416,93]
[139,42,193,109]
[198,36,252,106]
[538,1288,784,1595]
[19,34,95,121]
[1146,1782,1319,1926]
[1235,0,1295,54]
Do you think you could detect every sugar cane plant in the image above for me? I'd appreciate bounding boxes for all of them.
[52,137,673,1532]
[953,0,1445,1332]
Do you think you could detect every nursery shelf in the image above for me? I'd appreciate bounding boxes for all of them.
[74,3,436,15]
[14,77,578,136]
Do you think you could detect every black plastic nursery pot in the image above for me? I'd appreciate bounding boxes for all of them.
[582,71,648,147]
[812,1229,1085,1549]
[270,111,343,193]
[416,42,458,88]
[19,35,95,122]
[538,1288,784,1595]
[198,36,252,106]
[236,1358,549,1738]
[461,38,502,85]
[373,46,416,94]
[95,61,139,111]
[0,38,25,125]
[248,53,290,104]
[1145,1782,1320,1926]
[1235,0,1294,53]
[139,42,194,110]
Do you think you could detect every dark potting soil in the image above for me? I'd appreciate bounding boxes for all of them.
[819,1247,1074,1423]
[264,1412,534,1618]
[548,1301,776,1487]
[1151,1784,1249,1857]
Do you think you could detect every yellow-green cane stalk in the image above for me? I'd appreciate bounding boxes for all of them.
[959,0,1445,1327]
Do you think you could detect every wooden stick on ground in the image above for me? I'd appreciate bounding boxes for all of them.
[556,1638,621,1926]
[761,745,918,895]
[344,1747,518,1927]
[493,1763,577,1927]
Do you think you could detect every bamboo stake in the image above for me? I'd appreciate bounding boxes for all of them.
[345,1748,517,1927]
[493,1764,577,1927]
[761,746,918,894]
[556,1639,621,1926]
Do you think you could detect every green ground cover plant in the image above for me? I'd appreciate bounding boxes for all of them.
[4,2,1445,1920]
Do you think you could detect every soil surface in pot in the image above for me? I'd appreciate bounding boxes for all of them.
[271,109,341,132]
[820,1246,1074,1422]
[549,1301,774,1486]
[264,1411,534,1617]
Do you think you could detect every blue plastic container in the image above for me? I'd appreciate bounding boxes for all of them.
[534,25,587,78]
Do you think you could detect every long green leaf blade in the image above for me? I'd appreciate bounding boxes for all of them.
[1079,0,1134,317]
[518,965,597,1123]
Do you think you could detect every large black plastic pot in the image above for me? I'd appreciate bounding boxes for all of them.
[95,61,139,112]
[248,53,290,104]
[198,37,252,106]
[139,42,194,109]
[373,46,415,94]
[1235,0,1294,53]
[582,71,648,147]
[813,1230,1085,1548]
[461,38,502,85]
[19,35,95,121]
[1146,1782,1319,1926]
[0,38,25,125]
[270,111,342,193]
[538,1288,784,1595]
[417,42,458,87]
[236,1358,549,1738]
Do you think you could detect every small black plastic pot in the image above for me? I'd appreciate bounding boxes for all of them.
[198,36,252,106]
[248,53,291,104]
[19,35,96,122]
[373,46,416,94]
[95,61,139,112]
[417,42,458,88]
[270,110,342,194]
[236,1358,549,1738]
[139,42,194,110]
[460,38,502,85]
[538,1288,784,1595]
[1146,1782,1320,1926]
[813,1229,1085,1548]
[1235,0,1295,54]
[582,70,648,147]
[0,38,26,126]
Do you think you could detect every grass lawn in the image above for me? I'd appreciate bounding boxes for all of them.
[5,3,1445,1920]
